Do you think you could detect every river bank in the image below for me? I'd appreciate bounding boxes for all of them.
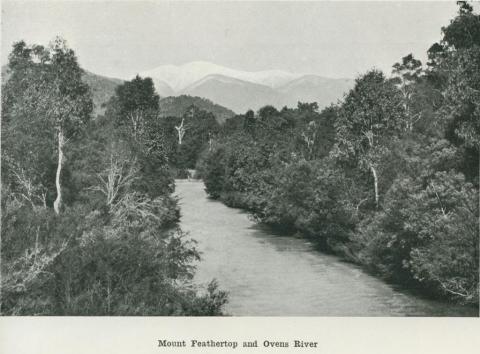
[175,180,478,316]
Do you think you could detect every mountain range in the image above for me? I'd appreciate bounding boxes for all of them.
[1,66,234,121]
[139,61,354,113]
[2,61,354,120]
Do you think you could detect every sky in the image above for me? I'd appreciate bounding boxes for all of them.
[1,1,462,80]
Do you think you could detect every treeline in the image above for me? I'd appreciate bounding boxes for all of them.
[1,39,227,314]
[200,3,479,305]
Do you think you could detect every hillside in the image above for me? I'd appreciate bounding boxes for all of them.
[158,95,236,123]
[82,71,123,116]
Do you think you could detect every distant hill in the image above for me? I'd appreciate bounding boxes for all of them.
[158,95,236,123]
[81,71,123,116]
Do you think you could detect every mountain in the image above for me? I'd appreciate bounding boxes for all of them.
[158,95,235,123]
[139,61,354,113]
[151,79,175,97]
[181,74,285,113]
[140,61,300,91]
[2,59,354,119]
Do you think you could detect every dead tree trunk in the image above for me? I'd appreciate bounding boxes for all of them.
[53,129,65,214]
[175,118,187,145]
[370,164,379,209]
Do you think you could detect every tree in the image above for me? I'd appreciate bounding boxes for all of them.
[441,47,480,182]
[442,1,480,50]
[297,101,319,114]
[430,3,480,181]
[104,75,174,197]
[1,38,228,316]
[114,75,159,140]
[425,2,480,90]
[243,109,256,135]
[392,54,424,131]
[175,117,188,145]
[91,142,138,208]
[2,38,93,214]
[334,70,406,208]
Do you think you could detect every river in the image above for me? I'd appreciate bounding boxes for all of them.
[175,180,478,316]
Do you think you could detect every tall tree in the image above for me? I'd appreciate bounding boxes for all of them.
[2,38,93,214]
[114,75,159,140]
[334,70,405,208]
[442,1,480,50]
[392,54,424,131]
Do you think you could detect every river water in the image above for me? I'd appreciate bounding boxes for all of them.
[175,180,478,316]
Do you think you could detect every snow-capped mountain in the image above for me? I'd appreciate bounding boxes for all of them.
[140,61,301,92]
[137,61,354,113]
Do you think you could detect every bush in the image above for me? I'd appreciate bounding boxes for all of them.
[1,198,227,315]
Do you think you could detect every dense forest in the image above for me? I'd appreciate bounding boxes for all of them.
[199,3,479,306]
[1,2,478,315]
[1,39,227,315]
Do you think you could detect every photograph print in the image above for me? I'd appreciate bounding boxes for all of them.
[1,0,479,316]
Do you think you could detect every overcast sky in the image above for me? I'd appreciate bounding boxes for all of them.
[2,1,461,80]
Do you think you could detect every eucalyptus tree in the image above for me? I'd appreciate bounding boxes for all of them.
[392,54,424,131]
[175,117,188,145]
[333,70,406,208]
[2,38,93,214]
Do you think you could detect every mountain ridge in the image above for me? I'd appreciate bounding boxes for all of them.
[1,65,235,122]
[139,61,302,91]
[138,61,354,113]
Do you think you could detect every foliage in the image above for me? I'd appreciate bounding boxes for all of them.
[1,39,227,315]
[2,38,93,210]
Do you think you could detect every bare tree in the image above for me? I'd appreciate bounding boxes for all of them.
[91,152,137,207]
[175,117,188,145]
[11,167,47,208]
